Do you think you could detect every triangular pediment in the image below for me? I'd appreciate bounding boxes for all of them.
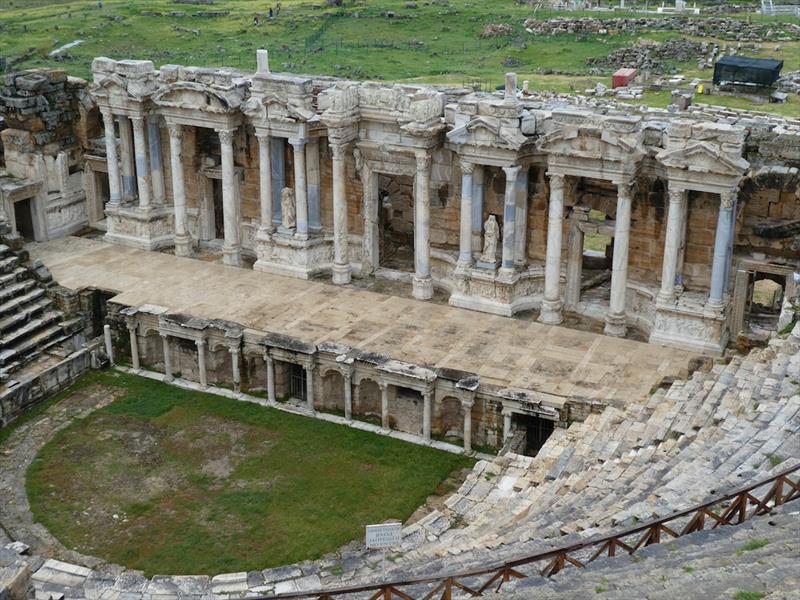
[657,142,749,176]
[152,83,239,113]
[447,116,526,149]
[537,125,644,163]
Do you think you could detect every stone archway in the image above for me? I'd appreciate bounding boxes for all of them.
[320,369,346,414]
[435,396,464,440]
[355,378,381,424]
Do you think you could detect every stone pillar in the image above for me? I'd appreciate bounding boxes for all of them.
[458,161,474,269]
[118,115,137,201]
[161,334,173,382]
[304,360,315,412]
[422,389,432,442]
[306,138,321,232]
[539,173,566,325]
[379,381,389,430]
[255,133,273,237]
[100,110,122,205]
[500,166,520,274]
[265,353,276,402]
[658,186,688,304]
[564,206,588,310]
[127,323,139,370]
[148,116,165,205]
[708,190,736,308]
[605,180,633,337]
[331,143,351,284]
[514,167,529,267]
[502,408,513,441]
[471,165,485,254]
[130,116,151,209]
[290,138,309,239]
[230,346,241,392]
[167,123,191,257]
[103,323,114,364]
[271,138,286,226]
[413,151,433,300]
[461,397,474,455]
[217,128,242,267]
[196,339,207,387]
[344,372,353,421]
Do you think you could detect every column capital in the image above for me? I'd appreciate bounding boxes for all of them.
[100,108,114,121]
[502,165,521,182]
[460,160,474,175]
[166,122,182,140]
[195,338,206,348]
[228,344,240,355]
[460,397,475,411]
[159,332,169,340]
[288,137,307,150]
[125,321,137,332]
[667,185,686,204]
[547,172,566,191]
[130,115,146,128]
[501,407,514,417]
[378,380,389,392]
[330,142,349,160]
[216,128,236,145]
[254,131,271,143]
[415,151,431,173]
[720,189,737,210]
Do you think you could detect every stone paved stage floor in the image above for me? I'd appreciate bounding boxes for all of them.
[30,237,698,407]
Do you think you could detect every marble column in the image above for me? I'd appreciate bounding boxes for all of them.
[118,115,137,201]
[344,373,353,421]
[658,186,688,304]
[502,408,513,441]
[500,166,520,273]
[196,339,207,387]
[564,206,588,310]
[127,324,140,371]
[130,116,151,209]
[457,160,474,269]
[100,110,122,205]
[217,128,242,267]
[230,346,241,392]
[471,165,485,254]
[379,381,389,430]
[304,361,315,412]
[270,138,286,226]
[413,151,433,300]
[255,132,273,237]
[148,116,165,205]
[605,180,633,337]
[514,167,529,267]
[167,123,191,256]
[422,389,432,442]
[708,190,736,309]
[306,138,322,232]
[331,143,351,284]
[265,353,276,402]
[539,173,566,325]
[461,398,474,455]
[161,334,173,381]
[103,323,114,364]
[290,138,309,239]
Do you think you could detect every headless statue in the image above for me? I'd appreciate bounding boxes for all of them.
[280,187,296,230]
[480,215,499,264]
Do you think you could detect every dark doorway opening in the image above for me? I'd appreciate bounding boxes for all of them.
[212,178,224,240]
[288,363,307,401]
[746,273,786,336]
[378,174,415,272]
[14,198,35,241]
[514,413,554,456]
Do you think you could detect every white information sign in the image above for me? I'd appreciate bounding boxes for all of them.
[365,522,402,549]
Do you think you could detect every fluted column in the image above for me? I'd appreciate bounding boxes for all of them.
[265,353,276,402]
[229,345,241,392]
[658,186,688,304]
[100,110,122,205]
[148,116,165,205]
[195,339,207,387]
[344,372,353,421]
[167,123,191,256]
[217,128,242,267]
[161,334,173,381]
[422,389,432,442]
[127,323,140,371]
[130,116,151,209]
[379,381,389,430]
[290,138,309,239]
[457,160,474,268]
[605,180,633,337]
[306,138,322,232]
[331,143,351,284]
[514,167,529,267]
[413,151,433,300]
[255,132,273,237]
[539,173,566,325]
[118,115,136,201]
[708,190,736,309]
[461,397,474,455]
[500,166,520,274]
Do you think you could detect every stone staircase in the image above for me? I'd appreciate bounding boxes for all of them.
[0,242,82,386]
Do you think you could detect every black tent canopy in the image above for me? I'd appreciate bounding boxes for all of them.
[713,55,784,88]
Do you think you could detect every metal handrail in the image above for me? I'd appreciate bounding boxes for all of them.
[257,464,800,600]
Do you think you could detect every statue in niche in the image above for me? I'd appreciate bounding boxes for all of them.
[280,187,296,230]
[480,215,500,264]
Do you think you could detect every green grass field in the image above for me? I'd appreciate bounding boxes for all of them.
[0,1,797,113]
[26,370,473,575]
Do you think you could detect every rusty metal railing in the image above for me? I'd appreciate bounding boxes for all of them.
[257,464,800,600]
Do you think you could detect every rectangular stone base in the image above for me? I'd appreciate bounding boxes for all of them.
[104,204,175,251]
[649,295,729,354]
[448,265,545,317]
[252,233,333,279]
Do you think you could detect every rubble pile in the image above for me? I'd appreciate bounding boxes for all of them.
[481,23,515,38]
[778,71,800,95]
[587,39,704,74]
[523,16,800,42]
